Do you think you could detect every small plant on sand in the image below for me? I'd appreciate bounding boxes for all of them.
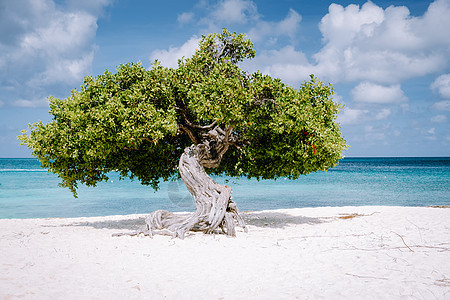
[19,29,348,238]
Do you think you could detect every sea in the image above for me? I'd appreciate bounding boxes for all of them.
[0,157,449,219]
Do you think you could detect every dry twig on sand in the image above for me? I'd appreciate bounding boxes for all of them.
[391,231,414,252]
[338,212,379,219]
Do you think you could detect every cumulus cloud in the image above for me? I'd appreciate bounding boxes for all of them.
[431,74,450,98]
[243,46,309,86]
[150,36,200,69]
[0,0,111,107]
[248,9,301,44]
[210,0,258,24]
[166,1,304,85]
[351,82,408,104]
[337,106,393,125]
[155,1,302,74]
[249,0,450,86]
[313,0,450,84]
[319,2,384,48]
[192,0,300,47]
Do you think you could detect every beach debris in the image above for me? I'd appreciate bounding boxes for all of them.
[338,212,379,220]
[391,231,414,252]
[338,213,365,219]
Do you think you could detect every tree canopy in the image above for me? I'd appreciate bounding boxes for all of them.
[19,29,348,197]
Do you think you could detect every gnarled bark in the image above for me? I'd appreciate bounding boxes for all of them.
[144,145,247,239]
[113,123,247,239]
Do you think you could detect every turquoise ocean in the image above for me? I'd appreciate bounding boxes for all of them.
[0,157,449,219]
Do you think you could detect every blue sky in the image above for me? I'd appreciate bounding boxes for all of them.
[1,0,449,157]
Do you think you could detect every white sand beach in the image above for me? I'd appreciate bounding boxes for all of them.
[1,206,449,299]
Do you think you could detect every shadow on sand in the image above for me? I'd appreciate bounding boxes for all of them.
[70,218,147,231]
[242,211,323,229]
[69,211,323,231]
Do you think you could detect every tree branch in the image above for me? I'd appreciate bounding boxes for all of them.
[215,125,232,156]
[143,138,155,143]
[178,124,198,145]
[190,119,217,130]
[215,41,228,62]
[224,125,233,141]
[253,97,277,106]
[214,125,225,135]
[178,107,217,130]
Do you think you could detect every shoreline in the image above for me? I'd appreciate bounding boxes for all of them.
[2,204,449,221]
[1,206,449,299]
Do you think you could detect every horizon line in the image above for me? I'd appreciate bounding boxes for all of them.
[1,156,449,159]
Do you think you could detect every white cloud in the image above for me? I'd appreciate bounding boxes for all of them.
[430,115,448,123]
[211,0,258,24]
[20,12,97,56]
[431,74,450,98]
[248,9,301,43]
[27,53,95,88]
[65,0,111,16]
[0,0,111,107]
[277,9,302,35]
[337,107,369,125]
[425,127,437,140]
[178,12,194,24]
[21,12,97,87]
[319,2,384,48]
[194,0,300,46]
[13,98,48,108]
[170,1,303,86]
[336,106,392,125]
[258,0,450,85]
[150,36,200,69]
[351,82,408,104]
[432,100,450,111]
[315,1,450,83]
[243,46,309,86]
[375,108,391,120]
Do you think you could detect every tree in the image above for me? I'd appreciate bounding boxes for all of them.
[19,29,348,238]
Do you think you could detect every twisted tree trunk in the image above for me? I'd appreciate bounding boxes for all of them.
[144,145,247,239]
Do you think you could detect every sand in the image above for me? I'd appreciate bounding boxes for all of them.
[0,206,449,299]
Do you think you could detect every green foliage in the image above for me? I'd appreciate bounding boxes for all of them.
[19,29,348,196]
[214,73,347,180]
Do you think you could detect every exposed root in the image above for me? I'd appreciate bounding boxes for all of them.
[114,145,247,239]
[144,197,247,239]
